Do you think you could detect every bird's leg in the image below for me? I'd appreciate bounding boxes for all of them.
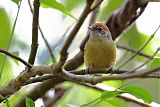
[105,67,115,74]
[86,67,92,75]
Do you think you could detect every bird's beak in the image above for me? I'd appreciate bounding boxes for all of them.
[88,26,94,31]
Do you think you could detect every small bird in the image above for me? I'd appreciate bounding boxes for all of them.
[84,23,116,73]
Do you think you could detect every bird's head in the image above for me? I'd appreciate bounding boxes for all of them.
[88,23,112,40]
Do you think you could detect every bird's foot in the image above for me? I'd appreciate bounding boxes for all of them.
[86,67,92,75]
[105,67,115,74]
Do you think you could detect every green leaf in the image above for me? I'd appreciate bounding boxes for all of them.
[122,86,153,103]
[10,51,19,66]
[103,80,124,88]
[107,98,128,107]
[12,0,21,5]
[0,95,10,107]
[26,97,35,107]
[40,0,77,20]
[0,6,13,85]
[101,90,124,101]
[149,58,160,69]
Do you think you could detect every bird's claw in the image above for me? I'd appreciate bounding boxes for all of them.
[105,67,115,74]
[86,67,92,75]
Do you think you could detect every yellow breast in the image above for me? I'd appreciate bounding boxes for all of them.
[84,38,116,71]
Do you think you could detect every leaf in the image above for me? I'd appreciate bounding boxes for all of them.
[26,97,35,107]
[10,51,19,66]
[0,6,13,85]
[40,0,77,20]
[103,80,124,88]
[149,58,160,69]
[107,98,128,107]
[0,95,10,107]
[101,90,124,101]
[122,86,153,103]
[12,0,21,5]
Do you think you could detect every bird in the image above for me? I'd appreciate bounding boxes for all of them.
[84,23,116,73]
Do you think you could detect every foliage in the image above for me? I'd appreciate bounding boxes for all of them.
[26,97,35,107]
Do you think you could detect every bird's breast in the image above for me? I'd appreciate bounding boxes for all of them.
[84,39,116,71]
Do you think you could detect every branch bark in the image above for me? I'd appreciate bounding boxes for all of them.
[117,45,153,59]
[15,78,64,107]
[28,0,40,64]
[0,48,32,68]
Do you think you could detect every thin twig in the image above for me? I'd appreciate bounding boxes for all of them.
[117,25,160,69]
[39,26,56,63]
[128,47,160,73]
[0,1,22,80]
[28,0,58,63]
[117,45,153,59]
[38,24,74,64]
[28,0,40,64]
[0,48,32,68]
[25,75,59,85]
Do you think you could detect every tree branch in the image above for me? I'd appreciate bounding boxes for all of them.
[59,0,94,62]
[28,0,40,64]
[139,0,160,5]
[15,78,64,107]
[61,66,160,84]
[1,63,160,96]
[0,48,32,68]
[117,45,153,59]
[128,47,160,73]
[27,0,56,63]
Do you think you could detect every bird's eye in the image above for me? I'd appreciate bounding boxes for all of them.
[96,27,103,32]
